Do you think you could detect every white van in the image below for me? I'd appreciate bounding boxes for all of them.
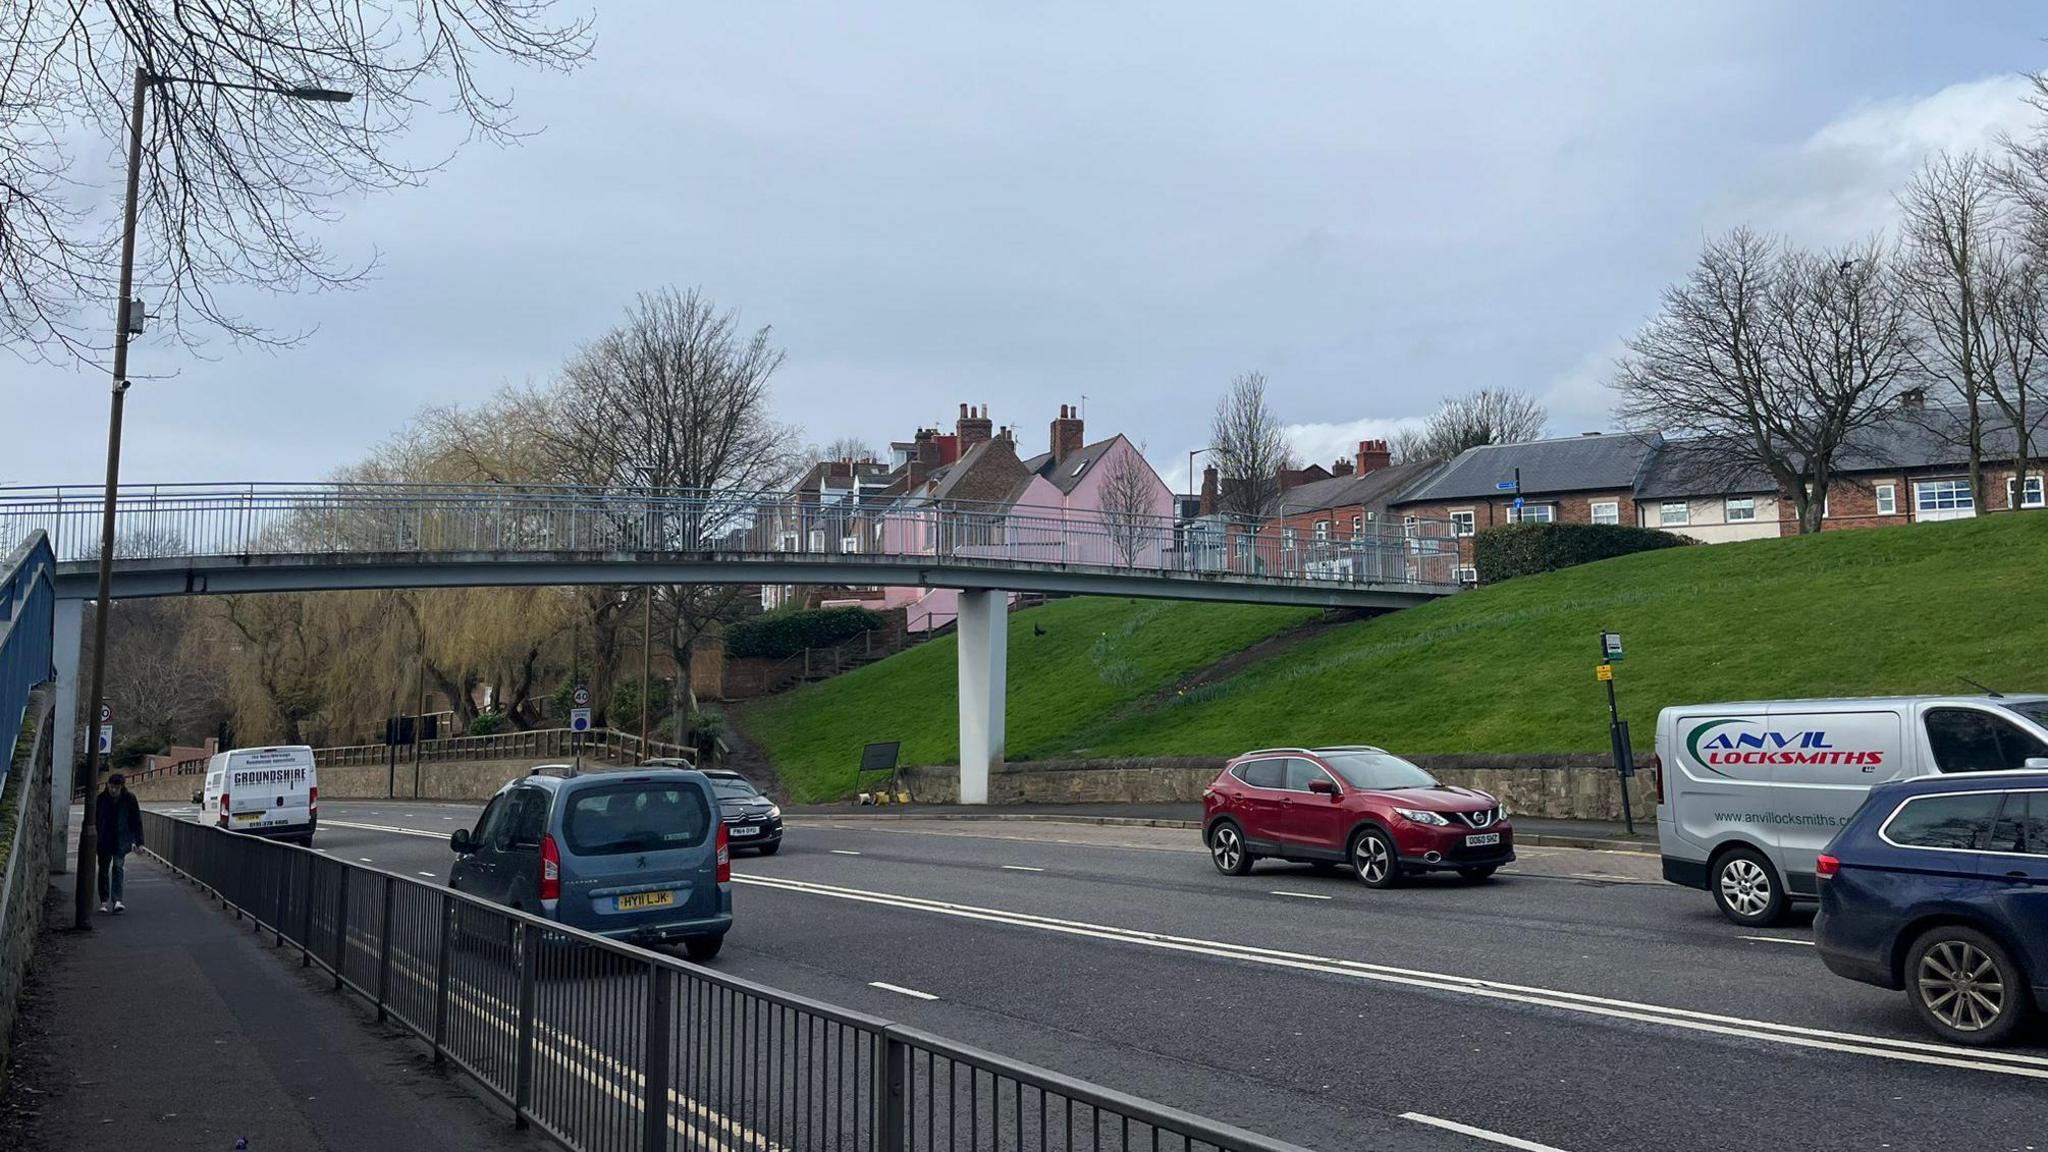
[200,746,318,845]
[1656,694,2048,926]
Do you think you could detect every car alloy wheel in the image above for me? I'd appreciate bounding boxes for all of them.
[1719,857,1772,918]
[1910,931,2021,1044]
[1352,829,1397,888]
[1209,823,1251,876]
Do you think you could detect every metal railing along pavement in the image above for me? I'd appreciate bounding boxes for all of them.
[1,533,57,794]
[0,482,1459,591]
[141,810,1314,1152]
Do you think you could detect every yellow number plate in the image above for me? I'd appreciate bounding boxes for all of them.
[231,811,262,823]
[615,891,674,912]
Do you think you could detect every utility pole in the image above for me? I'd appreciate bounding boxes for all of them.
[639,586,653,758]
[70,68,353,929]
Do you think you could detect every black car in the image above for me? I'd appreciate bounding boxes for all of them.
[701,768,784,855]
[1814,770,2048,1045]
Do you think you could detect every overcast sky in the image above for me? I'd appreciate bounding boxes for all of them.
[8,2,2046,490]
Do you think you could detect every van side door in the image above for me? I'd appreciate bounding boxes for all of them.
[452,793,513,899]
[1767,706,1905,897]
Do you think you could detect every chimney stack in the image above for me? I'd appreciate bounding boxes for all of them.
[956,403,994,453]
[1199,465,1219,517]
[1049,403,1086,464]
[1900,387,1926,410]
[1331,457,1355,477]
[1355,439,1393,475]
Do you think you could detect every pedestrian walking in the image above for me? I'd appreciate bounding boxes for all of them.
[94,773,144,914]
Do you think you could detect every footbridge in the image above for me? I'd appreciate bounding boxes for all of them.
[1,483,1458,826]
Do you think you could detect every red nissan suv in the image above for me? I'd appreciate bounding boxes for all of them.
[1202,746,1513,887]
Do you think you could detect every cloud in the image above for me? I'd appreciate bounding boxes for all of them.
[1282,417,1430,470]
[1725,73,2038,244]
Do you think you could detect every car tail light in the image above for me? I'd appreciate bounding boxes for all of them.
[220,792,230,826]
[1816,853,1839,880]
[539,834,561,901]
[308,784,318,817]
[716,822,731,884]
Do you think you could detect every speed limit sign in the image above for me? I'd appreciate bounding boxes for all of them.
[572,685,590,707]
[99,702,113,724]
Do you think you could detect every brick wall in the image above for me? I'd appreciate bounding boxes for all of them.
[1778,466,2045,531]
[1396,489,1639,564]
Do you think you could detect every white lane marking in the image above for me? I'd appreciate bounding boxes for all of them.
[417,871,437,878]
[322,819,449,840]
[1000,865,1045,872]
[732,873,2048,1080]
[358,857,374,863]
[1269,890,1333,901]
[1739,936,1816,947]
[1401,1112,1573,1152]
[869,981,939,1001]
[441,816,455,820]
[831,850,863,856]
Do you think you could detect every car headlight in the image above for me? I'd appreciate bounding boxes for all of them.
[768,805,782,820]
[1495,803,1509,821]
[1393,806,1450,826]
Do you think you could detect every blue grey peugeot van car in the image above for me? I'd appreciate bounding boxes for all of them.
[448,768,732,960]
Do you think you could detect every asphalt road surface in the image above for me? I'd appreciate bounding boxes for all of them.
[157,801,2048,1152]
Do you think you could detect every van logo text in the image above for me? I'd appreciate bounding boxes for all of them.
[1686,719,1885,777]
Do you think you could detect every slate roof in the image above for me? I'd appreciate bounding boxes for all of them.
[1392,433,1663,504]
[1020,435,1125,495]
[1636,408,2048,498]
[1264,459,1439,518]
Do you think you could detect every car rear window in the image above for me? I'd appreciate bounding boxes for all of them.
[707,775,760,800]
[562,784,712,856]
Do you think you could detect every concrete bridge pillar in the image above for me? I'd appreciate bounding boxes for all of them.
[49,597,81,870]
[955,589,1007,805]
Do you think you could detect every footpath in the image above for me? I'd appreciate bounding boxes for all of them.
[0,826,547,1152]
[786,801,1658,854]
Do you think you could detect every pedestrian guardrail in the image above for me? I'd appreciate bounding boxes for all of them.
[312,727,694,769]
[140,810,1314,1152]
[0,533,56,796]
[0,482,1459,592]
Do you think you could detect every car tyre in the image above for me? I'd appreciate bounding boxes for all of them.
[756,840,781,856]
[1350,826,1401,890]
[1710,847,1787,927]
[1457,865,1497,883]
[1905,925,2029,1046]
[1207,821,1254,876]
[683,934,725,962]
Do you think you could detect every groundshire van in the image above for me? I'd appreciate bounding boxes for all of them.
[199,745,318,845]
[1656,695,2048,925]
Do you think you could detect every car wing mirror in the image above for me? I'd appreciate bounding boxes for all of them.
[2025,757,2048,770]
[450,829,476,855]
[1308,778,1339,796]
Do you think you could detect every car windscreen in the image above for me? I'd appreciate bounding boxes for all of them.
[2000,700,2048,730]
[562,784,712,856]
[707,776,760,800]
[1320,751,1439,791]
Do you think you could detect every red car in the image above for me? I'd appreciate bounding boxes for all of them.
[1202,746,1513,887]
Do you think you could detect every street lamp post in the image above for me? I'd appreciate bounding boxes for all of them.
[72,67,352,930]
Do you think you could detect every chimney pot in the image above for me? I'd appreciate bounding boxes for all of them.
[1355,439,1393,475]
[1200,464,1219,517]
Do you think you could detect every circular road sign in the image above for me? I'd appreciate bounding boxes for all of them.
[572,685,590,707]
[100,702,113,723]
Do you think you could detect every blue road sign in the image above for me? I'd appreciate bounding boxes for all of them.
[1495,481,1518,491]
[1512,497,1525,509]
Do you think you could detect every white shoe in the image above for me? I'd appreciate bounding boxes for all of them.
[113,901,126,914]
[98,902,110,913]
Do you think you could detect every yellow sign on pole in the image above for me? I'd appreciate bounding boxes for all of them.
[1595,663,1614,682]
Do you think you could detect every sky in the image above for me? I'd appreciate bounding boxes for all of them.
[7,1,2047,491]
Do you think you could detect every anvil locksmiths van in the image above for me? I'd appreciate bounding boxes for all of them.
[1657,695,2048,926]
[200,745,318,845]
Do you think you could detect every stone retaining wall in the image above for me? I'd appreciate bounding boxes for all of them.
[899,752,1658,822]
[2,688,57,1073]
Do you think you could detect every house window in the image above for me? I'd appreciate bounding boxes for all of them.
[1351,515,1363,538]
[1914,479,1975,514]
[1456,566,1478,586]
[1590,501,1619,526]
[2008,474,2046,509]
[1875,484,1897,516]
[1659,502,1690,527]
[1314,520,1330,542]
[1282,527,1297,551]
[1449,510,1476,536]
[1403,515,1418,539]
[1724,497,1756,522]
[1506,503,1554,524]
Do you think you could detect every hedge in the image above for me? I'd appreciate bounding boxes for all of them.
[726,606,885,659]
[1472,521,1690,583]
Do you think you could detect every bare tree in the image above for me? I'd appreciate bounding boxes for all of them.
[1209,371,1295,524]
[1613,230,1918,534]
[1,1,591,358]
[809,436,883,465]
[1979,245,2048,503]
[1396,388,1548,464]
[1097,441,1160,566]
[1899,152,2006,508]
[549,287,801,712]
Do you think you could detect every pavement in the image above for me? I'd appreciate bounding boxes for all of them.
[0,821,550,1152]
[226,799,2048,1152]
[786,801,1659,853]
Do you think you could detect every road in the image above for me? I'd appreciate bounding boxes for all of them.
[159,800,2048,1152]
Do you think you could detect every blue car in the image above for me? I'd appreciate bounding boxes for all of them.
[449,768,733,960]
[1814,770,2048,1045]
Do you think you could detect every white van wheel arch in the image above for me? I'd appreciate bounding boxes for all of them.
[1710,845,1787,925]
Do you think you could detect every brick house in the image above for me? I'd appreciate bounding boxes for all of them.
[1389,432,1665,580]
[1252,439,1438,555]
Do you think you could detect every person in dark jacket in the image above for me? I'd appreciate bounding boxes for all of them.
[94,773,144,914]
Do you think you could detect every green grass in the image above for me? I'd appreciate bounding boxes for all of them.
[742,597,1317,801]
[745,513,2048,798]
